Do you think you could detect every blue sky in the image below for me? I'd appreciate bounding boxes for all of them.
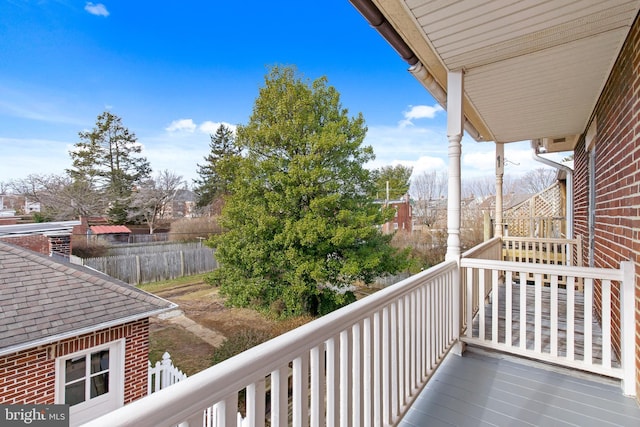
[0,1,552,188]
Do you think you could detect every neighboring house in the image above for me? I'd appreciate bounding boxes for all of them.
[0,241,176,426]
[379,195,412,233]
[0,194,24,214]
[24,199,40,213]
[0,194,39,214]
[163,189,196,219]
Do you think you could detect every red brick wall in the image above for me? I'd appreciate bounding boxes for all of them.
[0,319,150,405]
[0,235,49,255]
[573,12,640,398]
[382,198,412,233]
[573,139,588,248]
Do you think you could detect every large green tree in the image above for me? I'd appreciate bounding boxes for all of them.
[68,111,151,223]
[372,164,413,200]
[209,66,409,317]
[193,124,241,209]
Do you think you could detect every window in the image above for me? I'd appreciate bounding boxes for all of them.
[56,340,124,426]
[63,349,110,406]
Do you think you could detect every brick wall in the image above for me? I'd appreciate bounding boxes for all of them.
[0,319,150,405]
[573,139,588,250]
[382,198,412,233]
[0,234,72,256]
[573,12,640,398]
[0,235,49,255]
[48,235,71,256]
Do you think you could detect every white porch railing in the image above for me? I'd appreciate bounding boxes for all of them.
[460,257,636,395]
[502,236,583,285]
[82,260,459,427]
[502,236,582,265]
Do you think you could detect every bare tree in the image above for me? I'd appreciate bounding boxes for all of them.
[410,170,447,201]
[461,176,496,199]
[410,170,447,228]
[10,174,106,220]
[516,167,557,194]
[129,170,184,234]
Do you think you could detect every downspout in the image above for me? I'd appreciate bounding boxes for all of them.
[530,140,573,239]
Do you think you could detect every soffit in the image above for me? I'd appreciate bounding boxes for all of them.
[372,0,640,146]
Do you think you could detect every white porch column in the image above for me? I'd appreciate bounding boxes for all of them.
[495,143,504,238]
[445,70,464,261]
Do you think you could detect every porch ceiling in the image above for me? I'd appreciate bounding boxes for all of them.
[353,0,640,149]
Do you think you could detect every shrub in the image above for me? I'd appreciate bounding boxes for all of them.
[316,289,356,316]
[169,216,222,242]
[391,230,447,271]
[212,329,273,365]
[71,238,109,258]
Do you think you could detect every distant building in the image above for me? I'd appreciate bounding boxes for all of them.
[163,189,196,219]
[380,194,412,233]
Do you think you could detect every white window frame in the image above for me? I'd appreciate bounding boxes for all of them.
[55,339,125,426]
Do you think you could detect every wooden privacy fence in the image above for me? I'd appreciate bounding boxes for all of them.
[70,245,217,285]
[106,241,206,256]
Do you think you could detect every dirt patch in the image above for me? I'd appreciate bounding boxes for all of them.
[147,277,297,376]
[151,280,275,337]
[146,276,375,376]
[148,324,214,376]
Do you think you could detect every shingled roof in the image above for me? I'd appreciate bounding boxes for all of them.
[0,241,177,356]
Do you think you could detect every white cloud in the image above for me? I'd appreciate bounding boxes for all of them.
[165,119,197,133]
[462,149,495,176]
[140,127,212,183]
[365,124,447,163]
[165,119,238,135]
[408,156,447,176]
[84,2,109,17]
[399,104,444,127]
[199,121,237,134]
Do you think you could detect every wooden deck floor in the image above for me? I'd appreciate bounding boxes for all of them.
[399,350,640,426]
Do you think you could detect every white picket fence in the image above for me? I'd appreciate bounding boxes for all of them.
[148,352,188,394]
[148,352,248,427]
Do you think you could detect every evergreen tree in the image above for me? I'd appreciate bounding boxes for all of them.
[193,124,240,208]
[208,66,409,317]
[372,164,413,200]
[68,111,151,223]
